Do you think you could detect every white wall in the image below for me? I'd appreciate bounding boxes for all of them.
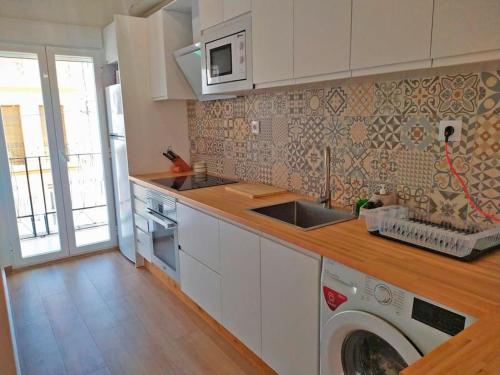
[0,0,136,28]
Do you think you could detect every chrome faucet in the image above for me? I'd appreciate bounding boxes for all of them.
[317,146,332,209]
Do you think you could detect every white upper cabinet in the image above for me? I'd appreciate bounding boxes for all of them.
[177,203,220,273]
[103,22,118,64]
[432,0,500,66]
[294,0,351,81]
[252,0,294,86]
[198,0,224,30]
[350,0,433,75]
[260,237,320,375]
[220,221,261,357]
[147,9,195,100]
[198,0,250,31]
[223,0,251,21]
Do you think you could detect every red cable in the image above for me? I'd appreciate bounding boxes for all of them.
[445,142,500,222]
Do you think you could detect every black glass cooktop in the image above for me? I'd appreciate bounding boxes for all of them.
[152,174,237,191]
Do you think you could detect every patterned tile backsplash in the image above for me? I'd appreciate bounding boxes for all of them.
[187,70,500,224]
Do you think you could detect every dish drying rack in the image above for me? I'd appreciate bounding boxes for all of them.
[361,206,500,261]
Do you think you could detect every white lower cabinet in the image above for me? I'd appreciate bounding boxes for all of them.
[220,221,261,356]
[179,250,222,322]
[261,237,321,375]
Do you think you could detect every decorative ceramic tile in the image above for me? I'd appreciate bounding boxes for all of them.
[428,190,469,224]
[469,154,499,200]
[342,177,370,205]
[289,90,306,116]
[288,172,305,193]
[233,97,246,117]
[370,115,402,150]
[245,161,260,182]
[396,185,429,215]
[258,140,273,164]
[330,175,345,204]
[271,142,287,163]
[288,117,305,143]
[438,73,479,116]
[303,116,325,144]
[232,118,250,141]
[223,139,235,159]
[211,101,224,118]
[396,151,434,190]
[478,71,500,115]
[246,140,259,162]
[272,117,288,144]
[304,143,323,172]
[345,82,374,116]
[400,116,436,152]
[402,76,440,116]
[272,91,289,116]
[272,163,289,189]
[374,81,403,115]
[472,112,500,158]
[370,149,398,183]
[256,118,273,142]
[468,197,500,225]
[303,170,323,197]
[325,87,347,117]
[259,163,273,185]
[245,95,259,118]
[344,116,371,158]
[222,100,234,118]
[285,142,307,172]
[222,158,236,178]
[257,93,274,118]
[432,153,470,192]
[323,116,347,147]
[234,140,246,160]
[305,88,325,117]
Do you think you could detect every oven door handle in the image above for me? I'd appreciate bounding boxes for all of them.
[146,209,177,229]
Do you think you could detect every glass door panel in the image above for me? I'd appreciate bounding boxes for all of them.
[0,50,64,260]
[51,53,113,249]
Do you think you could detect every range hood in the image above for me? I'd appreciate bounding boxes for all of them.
[174,43,234,101]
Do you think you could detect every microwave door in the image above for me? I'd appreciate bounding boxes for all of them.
[207,42,233,85]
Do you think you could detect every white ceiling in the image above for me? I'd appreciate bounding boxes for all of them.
[0,0,140,27]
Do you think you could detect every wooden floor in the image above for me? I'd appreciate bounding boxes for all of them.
[7,251,263,375]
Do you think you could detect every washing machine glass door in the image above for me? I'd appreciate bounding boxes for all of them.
[321,310,422,375]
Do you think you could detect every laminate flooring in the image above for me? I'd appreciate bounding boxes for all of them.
[7,251,264,375]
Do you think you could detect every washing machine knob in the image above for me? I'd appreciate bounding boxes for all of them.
[374,284,392,304]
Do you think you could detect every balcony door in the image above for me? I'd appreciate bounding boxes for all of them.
[0,44,116,267]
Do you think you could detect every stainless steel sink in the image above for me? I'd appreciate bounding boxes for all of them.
[250,200,355,230]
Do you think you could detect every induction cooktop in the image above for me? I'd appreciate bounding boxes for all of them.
[152,174,237,191]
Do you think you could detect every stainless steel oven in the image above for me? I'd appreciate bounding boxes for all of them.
[145,190,179,281]
[201,13,252,94]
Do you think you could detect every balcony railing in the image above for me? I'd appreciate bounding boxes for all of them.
[8,153,108,240]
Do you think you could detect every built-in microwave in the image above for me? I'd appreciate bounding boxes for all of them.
[201,13,252,95]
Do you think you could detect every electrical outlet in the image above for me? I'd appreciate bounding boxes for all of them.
[251,120,260,135]
[438,120,462,142]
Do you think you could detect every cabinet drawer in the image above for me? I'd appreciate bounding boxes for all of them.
[135,226,152,261]
[177,203,220,273]
[134,213,149,233]
[180,250,222,322]
[132,182,148,202]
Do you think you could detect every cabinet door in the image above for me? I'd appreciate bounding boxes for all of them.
[177,203,220,272]
[199,0,224,30]
[294,0,351,79]
[432,0,500,64]
[148,10,167,100]
[103,22,118,64]
[223,0,251,21]
[252,0,293,85]
[180,250,222,322]
[351,0,433,72]
[220,221,261,356]
[261,238,320,375]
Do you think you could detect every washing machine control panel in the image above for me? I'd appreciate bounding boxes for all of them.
[373,284,392,304]
[363,276,407,315]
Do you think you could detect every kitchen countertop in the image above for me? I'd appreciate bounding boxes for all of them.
[130,172,500,375]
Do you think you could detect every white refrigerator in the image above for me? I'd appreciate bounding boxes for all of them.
[106,84,135,262]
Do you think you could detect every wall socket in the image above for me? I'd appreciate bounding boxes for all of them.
[250,120,260,135]
[438,120,462,142]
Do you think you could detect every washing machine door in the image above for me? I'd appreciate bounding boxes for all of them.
[321,310,422,375]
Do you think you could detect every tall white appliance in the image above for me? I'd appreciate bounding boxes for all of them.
[106,84,135,262]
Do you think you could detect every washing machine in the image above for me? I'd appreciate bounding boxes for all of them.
[320,258,476,375]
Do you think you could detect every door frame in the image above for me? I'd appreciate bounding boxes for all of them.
[45,46,117,256]
[0,42,71,267]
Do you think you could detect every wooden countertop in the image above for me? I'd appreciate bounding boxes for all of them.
[130,172,500,374]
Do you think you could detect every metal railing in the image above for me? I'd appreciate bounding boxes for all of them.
[8,153,107,240]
